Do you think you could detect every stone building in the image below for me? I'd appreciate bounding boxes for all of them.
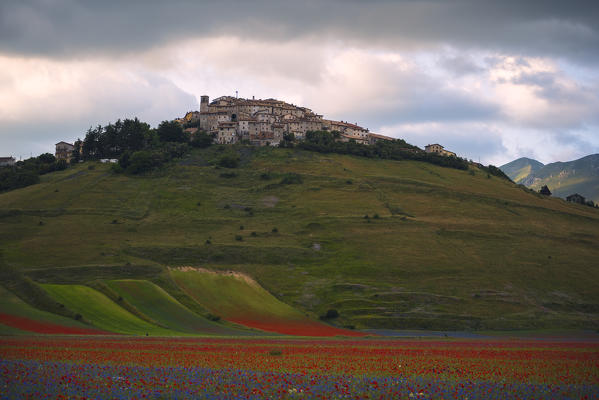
[425,144,456,157]
[180,94,396,148]
[55,141,75,162]
[0,157,16,167]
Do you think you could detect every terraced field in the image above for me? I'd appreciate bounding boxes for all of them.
[41,284,176,335]
[105,279,251,335]
[0,286,104,335]
[170,268,364,336]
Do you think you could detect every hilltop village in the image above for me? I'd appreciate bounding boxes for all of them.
[7,95,456,163]
[175,95,395,147]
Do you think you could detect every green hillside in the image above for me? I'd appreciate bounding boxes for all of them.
[500,157,545,183]
[1,146,599,331]
[105,279,252,335]
[0,285,102,335]
[501,154,599,203]
[170,268,363,336]
[41,284,178,335]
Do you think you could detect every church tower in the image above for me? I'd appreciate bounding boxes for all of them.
[200,95,209,113]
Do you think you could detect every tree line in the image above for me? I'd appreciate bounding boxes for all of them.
[76,119,213,174]
[289,130,473,171]
[0,154,68,192]
[2,119,511,194]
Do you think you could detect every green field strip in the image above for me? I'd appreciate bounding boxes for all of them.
[170,269,307,322]
[0,285,96,330]
[0,322,28,335]
[41,284,181,335]
[105,279,251,335]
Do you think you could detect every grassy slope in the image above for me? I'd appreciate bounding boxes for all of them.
[41,284,179,335]
[170,268,362,336]
[105,279,251,335]
[0,285,100,333]
[1,146,598,330]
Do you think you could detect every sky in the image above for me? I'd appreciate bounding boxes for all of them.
[1,0,598,166]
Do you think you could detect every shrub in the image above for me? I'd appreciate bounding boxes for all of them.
[272,227,278,233]
[191,131,214,148]
[280,173,302,185]
[235,235,243,241]
[217,153,240,168]
[207,313,221,322]
[320,309,339,320]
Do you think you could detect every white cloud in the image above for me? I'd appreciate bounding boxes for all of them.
[0,54,197,156]
[2,35,599,165]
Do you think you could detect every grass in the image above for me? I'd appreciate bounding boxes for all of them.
[1,146,598,331]
[41,284,179,335]
[169,268,357,336]
[0,285,97,331]
[170,268,309,322]
[105,279,252,335]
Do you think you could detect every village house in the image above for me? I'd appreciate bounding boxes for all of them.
[566,193,586,204]
[55,141,75,162]
[0,156,16,167]
[425,144,456,157]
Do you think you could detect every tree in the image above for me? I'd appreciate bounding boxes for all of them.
[157,120,186,143]
[70,139,82,164]
[539,185,552,196]
[191,131,214,148]
[126,151,162,174]
[37,153,56,164]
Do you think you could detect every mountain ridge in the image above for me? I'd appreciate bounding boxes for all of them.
[501,154,599,202]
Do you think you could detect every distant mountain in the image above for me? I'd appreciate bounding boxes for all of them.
[500,154,599,202]
[500,157,545,184]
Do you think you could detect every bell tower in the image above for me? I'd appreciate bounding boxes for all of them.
[200,95,209,113]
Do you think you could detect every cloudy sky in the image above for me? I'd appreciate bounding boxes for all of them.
[1,0,598,165]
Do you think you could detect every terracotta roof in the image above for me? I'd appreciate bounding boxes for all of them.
[368,133,394,141]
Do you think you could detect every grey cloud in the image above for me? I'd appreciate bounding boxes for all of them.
[438,55,484,77]
[1,0,598,64]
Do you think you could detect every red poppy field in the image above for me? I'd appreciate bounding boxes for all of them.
[1,335,598,399]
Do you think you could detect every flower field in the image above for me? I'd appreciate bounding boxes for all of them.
[1,336,598,399]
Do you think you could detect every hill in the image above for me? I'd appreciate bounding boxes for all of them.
[501,154,599,203]
[500,157,545,183]
[1,146,598,332]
